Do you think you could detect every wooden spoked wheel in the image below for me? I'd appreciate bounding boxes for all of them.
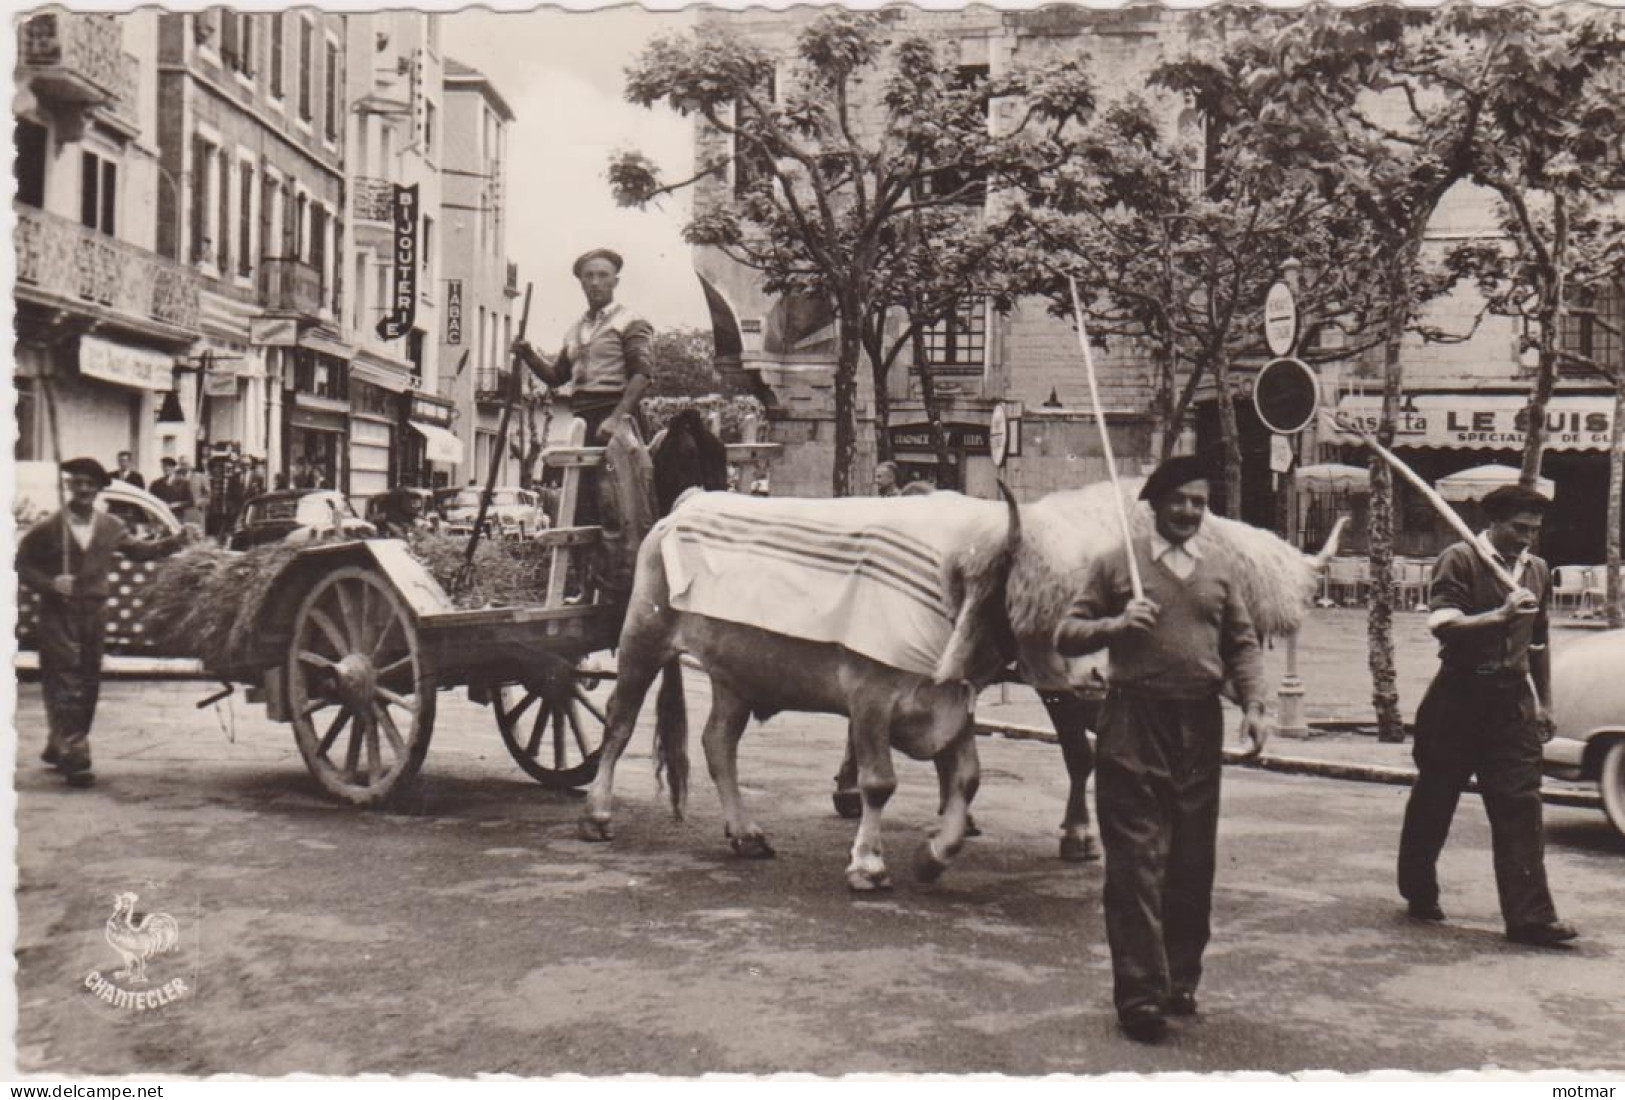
[492,656,614,789]
[287,566,436,808]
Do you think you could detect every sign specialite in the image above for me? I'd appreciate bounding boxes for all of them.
[1322,393,1616,452]
[376,184,419,341]
[445,279,463,345]
[1264,280,1298,358]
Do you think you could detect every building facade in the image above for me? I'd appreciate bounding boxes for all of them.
[341,11,458,497]
[438,58,519,487]
[14,11,202,476]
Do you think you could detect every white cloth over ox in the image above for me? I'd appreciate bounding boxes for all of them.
[658,491,999,679]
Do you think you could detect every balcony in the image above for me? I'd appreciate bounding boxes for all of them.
[474,368,513,403]
[505,261,520,299]
[19,13,140,137]
[14,204,202,337]
[259,256,326,319]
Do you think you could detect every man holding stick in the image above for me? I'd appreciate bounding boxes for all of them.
[1397,484,1577,947]
[1055,454,1269,1043]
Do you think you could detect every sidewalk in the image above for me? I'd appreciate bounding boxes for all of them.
[973,608,1603,809]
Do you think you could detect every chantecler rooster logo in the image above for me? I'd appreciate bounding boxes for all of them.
[104,891,180,985]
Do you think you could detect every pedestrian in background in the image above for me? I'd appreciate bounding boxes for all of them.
[1397,485,1577,947]
[149,456,181,510]
[171,454,209,528]
[16,458,194,787]
[110,451,144,490]
[1055,453,1268,1043]
[873,461,901,497]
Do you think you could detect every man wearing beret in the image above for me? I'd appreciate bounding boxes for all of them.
[1054,454,1268,1043]
[1398,484,1577,947]
[17,458,195,787]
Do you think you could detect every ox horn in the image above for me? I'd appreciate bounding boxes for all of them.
[933,482,1024,686]
[1308,515,1351,572]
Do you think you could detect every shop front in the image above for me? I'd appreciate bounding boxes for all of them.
[1321,390,1620,564]
[403,391,460,489]
[286,399,349,492]
[14,335,174,473]
[886,421,991,493]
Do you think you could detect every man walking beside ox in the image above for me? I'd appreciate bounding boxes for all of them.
[1054,454,1268,1043]
[1397,485,1577,948]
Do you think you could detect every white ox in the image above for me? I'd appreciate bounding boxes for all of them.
[581,480,1342,889]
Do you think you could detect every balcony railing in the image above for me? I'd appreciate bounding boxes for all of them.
[352,177,393,224]
[473,368,512,402]
[20,13,137,122]
[259,256,326,318]
[14,204,202,333]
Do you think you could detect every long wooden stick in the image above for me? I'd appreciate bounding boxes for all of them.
[1354,424,1520,590]
[1068,276,1144,599]
[458,282,533,587]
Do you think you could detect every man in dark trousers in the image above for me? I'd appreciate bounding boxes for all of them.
[149,456,180,508]
[111,450,144,489]
[1397,485,1577,947]
[1055,454,1268,1043]
[17,458,194,786]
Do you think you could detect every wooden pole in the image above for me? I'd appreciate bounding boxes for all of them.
[458,283,533,588]
[1068,276,1144,599]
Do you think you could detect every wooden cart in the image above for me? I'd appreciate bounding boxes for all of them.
[213,429,779,809]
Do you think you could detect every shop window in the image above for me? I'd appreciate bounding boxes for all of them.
[921,298,987,377]
[80,151,117,237]
[15,120,46,208]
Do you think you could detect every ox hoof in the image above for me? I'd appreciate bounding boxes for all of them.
[832,788,863,820]
[1059,833,1100,863]
[913,842,950,884]
[846,866,894,892]
[577,816,615,843]
[728,832,777,860]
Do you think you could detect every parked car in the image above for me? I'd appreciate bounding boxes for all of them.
[13,460,186,656]
[1544,627,1625,840]
[441,486,550,539]
[227,490,375,551]
[365,487,442,533]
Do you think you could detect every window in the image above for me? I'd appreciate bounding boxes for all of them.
[239,15,253,77]
[424,101,436,160]
[260,169,276,262]
[190,136,212,262]
[269,14,283,98]
[294,192,307,259]
[916,65,989,206]
[422,215,433,275]
[298,18,313,122]
[81,151,117,236]
[219,9,236,66]
[237,162,254,277]
[921,298,988,377]
[216,149,231,273]
[15,120,46,208]
[353,254,367,331]
[323,40,338,141]
[1562,282,1623,376]
[408,330,425,379]
[310,203,327,282]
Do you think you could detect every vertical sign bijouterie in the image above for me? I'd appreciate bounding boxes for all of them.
[376,183,418,341]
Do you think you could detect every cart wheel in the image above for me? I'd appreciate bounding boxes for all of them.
[287,566,436,808]
[492,656,614,789]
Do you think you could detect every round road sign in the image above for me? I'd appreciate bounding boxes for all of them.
[1264,281,1298,357]
[989,404,1009,468]
[1253,357,1319,435]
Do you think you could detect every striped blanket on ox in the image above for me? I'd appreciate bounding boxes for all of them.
[658,491,1003,679]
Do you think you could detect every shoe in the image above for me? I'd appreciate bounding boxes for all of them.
[1407,900,1446,922]
[1060,834,1101,863]
[1119,1006,1167,1043]
[40,745,60,768]
[64,770,96,789]
[1507,920,1578,947]
[1165,991,1198,1017]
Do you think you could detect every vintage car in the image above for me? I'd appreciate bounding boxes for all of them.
[364,487,443,532]
[441,486,551,539]
[227,490,375,551]
[1544,627,1625,840]
[13,460,187,656]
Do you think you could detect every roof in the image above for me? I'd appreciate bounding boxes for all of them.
[443,57,516,123]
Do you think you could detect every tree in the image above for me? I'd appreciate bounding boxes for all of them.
[646,327,730,398]
[608,11,1095,495]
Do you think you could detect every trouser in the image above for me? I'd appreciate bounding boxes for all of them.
[39,601,107,770]
[1095,692,1224,1018]
[1397,669,1558,930]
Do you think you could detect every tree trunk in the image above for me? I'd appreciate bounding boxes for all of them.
[832,306,862,498]
[1368,258,1410,743]
[1212,351,1244,518]
[870,352,894,467]
[1608,378,1624,629]
[910,324,954,488]
[1521,192,1566,489]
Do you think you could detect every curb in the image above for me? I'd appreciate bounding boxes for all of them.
[976,719,1603,811]
[14,653,206,679]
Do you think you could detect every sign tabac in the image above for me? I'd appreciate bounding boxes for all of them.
[376,184,419,341]
[445,279,463,345]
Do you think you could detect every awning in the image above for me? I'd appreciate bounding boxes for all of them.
[351,355,414,394]
[411,421,463,465]
[298,328,354,360]
[1436,464,1554,503]
[1322,393,1615,452]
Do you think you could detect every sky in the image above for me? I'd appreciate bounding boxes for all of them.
[442,8,713,344]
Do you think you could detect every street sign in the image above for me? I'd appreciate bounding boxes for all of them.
[1264,280,1298,357]
[989,404,1009,468]
[1269,433,1294,474]
[1254,356,1319,434]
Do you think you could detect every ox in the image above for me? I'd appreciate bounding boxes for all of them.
[828,481,1346,858]
[579,487,1024,890]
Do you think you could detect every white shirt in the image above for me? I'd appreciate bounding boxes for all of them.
[66,512,95,551]
[1149,530,1201,581]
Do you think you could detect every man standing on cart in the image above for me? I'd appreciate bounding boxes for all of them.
[511,248,657,596]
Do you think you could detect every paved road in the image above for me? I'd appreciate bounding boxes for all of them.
[12,676,1624,1077]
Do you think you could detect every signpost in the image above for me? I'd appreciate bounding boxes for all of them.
[1263,269,1310,738]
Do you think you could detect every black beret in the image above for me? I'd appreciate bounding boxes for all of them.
[1139,453,1216,503]
[61,457,111,488]
[1481,484,1552,520]
[572,248,624,277]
